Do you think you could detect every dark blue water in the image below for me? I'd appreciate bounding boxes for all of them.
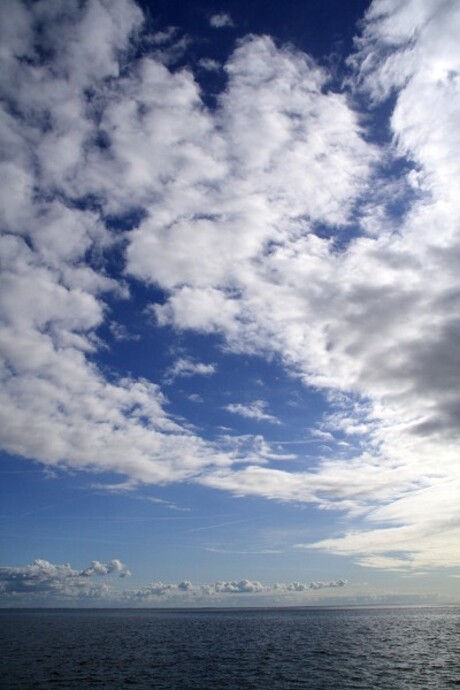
[1,607,459,689]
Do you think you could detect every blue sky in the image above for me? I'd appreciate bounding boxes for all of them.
[1,0,459,607]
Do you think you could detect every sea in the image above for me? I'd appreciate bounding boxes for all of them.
[1,606,459,689]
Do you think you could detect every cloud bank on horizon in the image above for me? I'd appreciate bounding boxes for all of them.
[0,0,459,577]
[0,558,346,606]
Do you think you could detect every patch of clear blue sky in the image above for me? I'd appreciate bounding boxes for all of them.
[138,0,370,63]
[0,451,348,585]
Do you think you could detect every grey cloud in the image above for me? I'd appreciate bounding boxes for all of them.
[0,559,130,601]
[177,580,194,592]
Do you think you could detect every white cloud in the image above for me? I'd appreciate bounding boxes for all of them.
[129,34,375,297]
[202,579,264,594]
[127,578,346,601]
[0,556,348,604]
[209,12,234,28]
[143,1,460,570]
[274,580,347,592]
[188,393,204,403]
[310,429,334,441]
[0,0,239,486]
[91,480,138,493]
[0,559,130,602]
[165,357,216,382]
[302,477,460,572]
[198,57,221,72]
[215,434,296,465]
[225,401,281,425]
[81,559,131,577]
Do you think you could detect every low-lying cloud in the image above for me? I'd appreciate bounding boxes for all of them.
[126,578,348,601]
[0,559,130,602]
[0,559,347,605]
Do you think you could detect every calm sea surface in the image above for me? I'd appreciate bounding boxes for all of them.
[1,607,459,689]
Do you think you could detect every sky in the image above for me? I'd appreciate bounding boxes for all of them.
[0,0,459,608]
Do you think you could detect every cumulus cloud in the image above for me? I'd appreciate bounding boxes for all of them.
[1,0,459,574]
[81,559,131,577]
[0,560,348,605]
[0,559,130,602]
[0,0,240,486]
[127,578,346,601]
[275,580,347,592]
[131,579,264,599]
[225,401,281,425]
[0,555,348,604]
